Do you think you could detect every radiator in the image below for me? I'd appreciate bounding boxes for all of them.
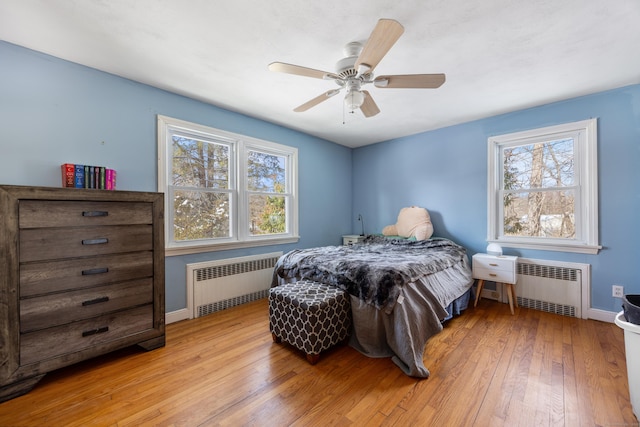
[187,252,282,318]
[512,258,588,318]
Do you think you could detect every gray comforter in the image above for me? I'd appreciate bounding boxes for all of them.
[272,236,474,377]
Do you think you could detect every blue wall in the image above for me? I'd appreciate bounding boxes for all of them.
[3,40,638,316]
[0,41,353,312]
[353,85,640,313]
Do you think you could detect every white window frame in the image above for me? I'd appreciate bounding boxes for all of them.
[158,115,299,256]
[487,118,600,254]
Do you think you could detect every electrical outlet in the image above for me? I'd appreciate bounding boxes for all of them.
[612,285,624,298]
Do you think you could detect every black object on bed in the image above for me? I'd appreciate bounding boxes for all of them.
[271,235,474,378]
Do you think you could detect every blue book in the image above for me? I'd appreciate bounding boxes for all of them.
[74,164,85,188]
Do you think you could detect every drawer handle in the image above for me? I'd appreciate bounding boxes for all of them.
[82,326,109,337]
[82,296,110,306]
[82,211,109,217]
[489,273,498,277]
[82,238,109,245]
[489,263,498,266]
[82,267,109,275]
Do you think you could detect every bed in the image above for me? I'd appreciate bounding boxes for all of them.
[271,235,474,378]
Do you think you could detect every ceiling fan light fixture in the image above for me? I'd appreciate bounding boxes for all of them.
[344,89,365,112]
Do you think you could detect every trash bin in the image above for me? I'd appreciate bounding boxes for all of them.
[615,311,640,420]
[623,295,640,325]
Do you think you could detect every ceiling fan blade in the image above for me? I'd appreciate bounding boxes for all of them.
[268,62,339,80]
[374,74,446,88]
[293,89,341,112]
[355,19,404,74]
[360,91,380,117]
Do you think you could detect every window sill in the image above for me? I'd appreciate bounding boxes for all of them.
[165,236,300,257]
[488,240,601,255]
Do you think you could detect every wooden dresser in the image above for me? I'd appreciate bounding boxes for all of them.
[0,185,165,402]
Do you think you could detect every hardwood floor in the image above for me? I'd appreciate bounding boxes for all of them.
[0,298,637,426]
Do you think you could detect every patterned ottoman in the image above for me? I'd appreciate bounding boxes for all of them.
[269,280,351,364]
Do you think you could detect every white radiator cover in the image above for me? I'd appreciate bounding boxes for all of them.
[187,252,282,318]
[511,257,589,318]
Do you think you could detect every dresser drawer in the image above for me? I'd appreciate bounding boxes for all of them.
[473,267,516,284]
[19,225,153,262]
[20,278,153,332]
[20,304,154,365]
[20,251,153,297]
[19,201,152,228]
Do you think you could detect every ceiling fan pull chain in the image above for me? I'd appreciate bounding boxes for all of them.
[342,98,346,124]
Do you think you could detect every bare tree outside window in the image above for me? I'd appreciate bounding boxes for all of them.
[246,150,287,235]
[502,138,575,239]
[172,136,231,241]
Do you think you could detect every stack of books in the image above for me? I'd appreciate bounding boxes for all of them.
[61,164,117,190]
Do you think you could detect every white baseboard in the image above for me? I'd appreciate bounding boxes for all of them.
[165,302,618,325]
[587,308,618,323]
[165,308,191,325]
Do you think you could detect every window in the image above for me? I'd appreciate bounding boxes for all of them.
[158,115,298,255]
[487,119,600,254]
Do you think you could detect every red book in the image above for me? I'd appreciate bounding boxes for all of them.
[61,163,75,187]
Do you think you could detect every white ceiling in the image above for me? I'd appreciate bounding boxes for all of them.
[1,0,639,148]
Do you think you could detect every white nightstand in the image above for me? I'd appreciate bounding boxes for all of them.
[342,235,365,246]
[472,253,519,315]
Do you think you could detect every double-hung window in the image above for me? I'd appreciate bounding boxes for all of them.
[487,118,600,254]
[158,115,298,254]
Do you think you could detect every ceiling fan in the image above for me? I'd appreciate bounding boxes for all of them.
[268,18,445,118]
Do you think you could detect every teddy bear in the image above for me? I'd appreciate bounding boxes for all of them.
[382,206,434,240]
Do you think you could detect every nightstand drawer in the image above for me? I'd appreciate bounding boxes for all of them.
[472,256,514,271]
[343,235,364,245]
[473,267,516,284]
